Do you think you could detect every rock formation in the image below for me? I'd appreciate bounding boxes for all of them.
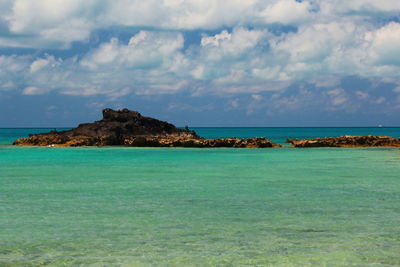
[13,108,281,148]
[287,135,400,148]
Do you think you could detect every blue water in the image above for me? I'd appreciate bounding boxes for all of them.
[1,128,400,266]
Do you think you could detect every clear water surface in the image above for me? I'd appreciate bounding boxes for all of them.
[1,128,400,266]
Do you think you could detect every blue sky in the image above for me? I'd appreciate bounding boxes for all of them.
[0,0,400,127]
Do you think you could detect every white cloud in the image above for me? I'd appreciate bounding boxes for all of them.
[260,0,313,24]
[366,22,400,66]
[273,22,356,79]
[108,87,131,100]
[327,88,348,106]
[251,94,263,101]
[0,55,30,91]
[1,0,400,50]
[149,80,189,92]
[81,31,184,70]
[0,54,27,70]
[22,86,45,95]
[311,76,342,88]
[0,0,268,48]
[30,57,52,73]
[201,30,231,47]
[374,96,386,105]
[1,20,400,99]
[0,0,400,111]
[5,0,95,48]
[199,28,267,61]
[2,2,400,123]
[193,28,269,82]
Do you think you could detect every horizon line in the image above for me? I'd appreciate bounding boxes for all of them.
[1,126,400,129]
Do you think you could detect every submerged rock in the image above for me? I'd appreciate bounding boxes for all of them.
[13,108,281,148]
[287,135,400,148]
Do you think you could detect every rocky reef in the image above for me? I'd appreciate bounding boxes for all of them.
[13,108,281,148]
[287,135,400,148]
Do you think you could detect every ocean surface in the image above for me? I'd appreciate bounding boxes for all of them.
[1,128,400,266]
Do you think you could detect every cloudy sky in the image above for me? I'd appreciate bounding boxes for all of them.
[0,0,400,127]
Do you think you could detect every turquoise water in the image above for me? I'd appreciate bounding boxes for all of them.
[1,129,400,266]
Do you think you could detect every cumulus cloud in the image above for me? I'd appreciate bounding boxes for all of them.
[327,88,348,106]
[2,0,399,49]
[374,96,386,105]
[260,0,313,24]
[0,0,267,48]
[0,54,29,91]
[0,0,400,117]
[22,86,45,95]
[30,57,52,73]
[251,94,263,101]
[81,31,184,70]
[0,22,399,98]
[2,0,95,48]
[200,28,267,59]
[366,22,400,66]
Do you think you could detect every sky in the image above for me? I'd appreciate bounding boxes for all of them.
[0,0,400,127]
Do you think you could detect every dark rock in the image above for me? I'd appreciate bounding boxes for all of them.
[13,108,280,148]
[67,108,193,138]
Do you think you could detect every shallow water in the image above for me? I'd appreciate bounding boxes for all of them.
[1,144,400,266]
[1,128,400,266]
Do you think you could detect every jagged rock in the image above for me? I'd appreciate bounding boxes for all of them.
[122,136,279,148]
[13,108,280,148]
[66,108,197,139]
[287,135,400,148]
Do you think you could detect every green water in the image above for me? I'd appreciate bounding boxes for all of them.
[1,146,400,266]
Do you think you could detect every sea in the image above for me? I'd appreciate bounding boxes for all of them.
[1,128,400,266]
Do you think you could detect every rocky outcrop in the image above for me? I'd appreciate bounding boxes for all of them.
[287,135,400,148]
[123,136,278,148]
[13,108,281,148]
